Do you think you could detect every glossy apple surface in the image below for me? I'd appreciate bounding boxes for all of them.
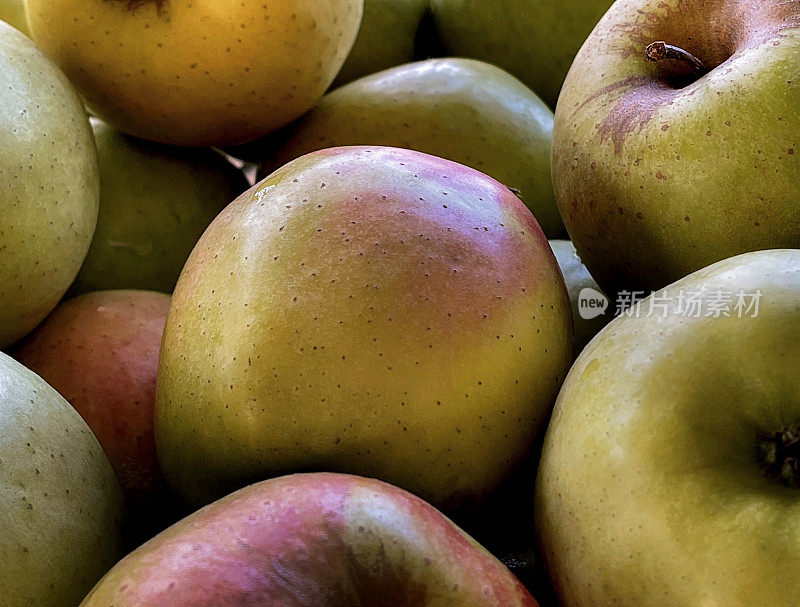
[552,0,800,293]
[0,22,98,348]
[259,59,562,237]
[156,146,572,511]
[536,249,800,605]
[26,0,362,146]
[81,473,538,606]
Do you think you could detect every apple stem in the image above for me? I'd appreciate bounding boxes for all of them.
[645,41,707,75]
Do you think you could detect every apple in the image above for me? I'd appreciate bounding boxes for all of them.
[156,146,573,511]
[549,239,613,356]
[552,0,800,294]
[0,351,124,607]
[332,0,428,87]
[0,21,98,348]
[0,0,28,35]
[429,0,613,106]
[25,0,363,146]
[535,249,800,605]
[255,58,562,237]
[81,473,537,606]
[12,290,176,542]
[68,119,247,296]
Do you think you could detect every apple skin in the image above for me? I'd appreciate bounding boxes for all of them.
[549,240,612,356]
[12,290,174,541]
[535,249,800,605]
[0,351,125,607]
[68,120,247,296]
[156,146,572,511]
[257,59,562,237]
[332,0,428,87]
[0,0,28,35]
[429,0,612,106]
[552,0,800,295]
[0,22,99,348]
[81,473,538,606]
[25,0,363,146]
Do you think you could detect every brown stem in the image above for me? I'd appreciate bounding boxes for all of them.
[645,41,707,75]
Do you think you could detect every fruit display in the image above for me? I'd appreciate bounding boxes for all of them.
[81,473,538,606]
[536,249,800,605]
[0,351,125,607]
[25,0,363,146]
[552,0,800,294]
[0,22,98,348]
[156,146,572,509]
[69,120,247,296]
[12,290,176,541]
[1,0,798,604]
[256,58,563,237]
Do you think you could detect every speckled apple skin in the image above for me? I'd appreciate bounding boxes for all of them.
[257,58,562,237]
[536,249,800,606]
[0,352,124,607]
[25,0,363,146]
[13,290,171,519]
[0,23,99,348]
[81,473,538,606]
[156,146,572,510]
[552,0,800,294]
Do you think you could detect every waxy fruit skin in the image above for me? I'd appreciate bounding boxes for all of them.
[81,473,538,606]
[156,146,572,511]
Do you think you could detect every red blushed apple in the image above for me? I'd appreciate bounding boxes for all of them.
[80,473,538,606]
[13,289,173,538]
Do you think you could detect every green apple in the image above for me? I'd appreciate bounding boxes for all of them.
[81,473,538,606]
[0,0,28,35]
[536,249,800,605]
[258,58,562,237]
[429,0,612,106]
[26,0,363,146]
[549,239,612,356]
[552,0,800,294]
[68,120,247,296]
[156,146,572,511]
[13,290,176,543]
[0,351,124,607]
[0,22,98,348]
[332,0,428,87]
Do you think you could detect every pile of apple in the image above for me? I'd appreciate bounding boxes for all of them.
[0,0,797,605]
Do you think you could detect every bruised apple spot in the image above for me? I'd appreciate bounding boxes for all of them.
[597,83,678,154]
[338,540,430,606]
[569,76,654,119]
